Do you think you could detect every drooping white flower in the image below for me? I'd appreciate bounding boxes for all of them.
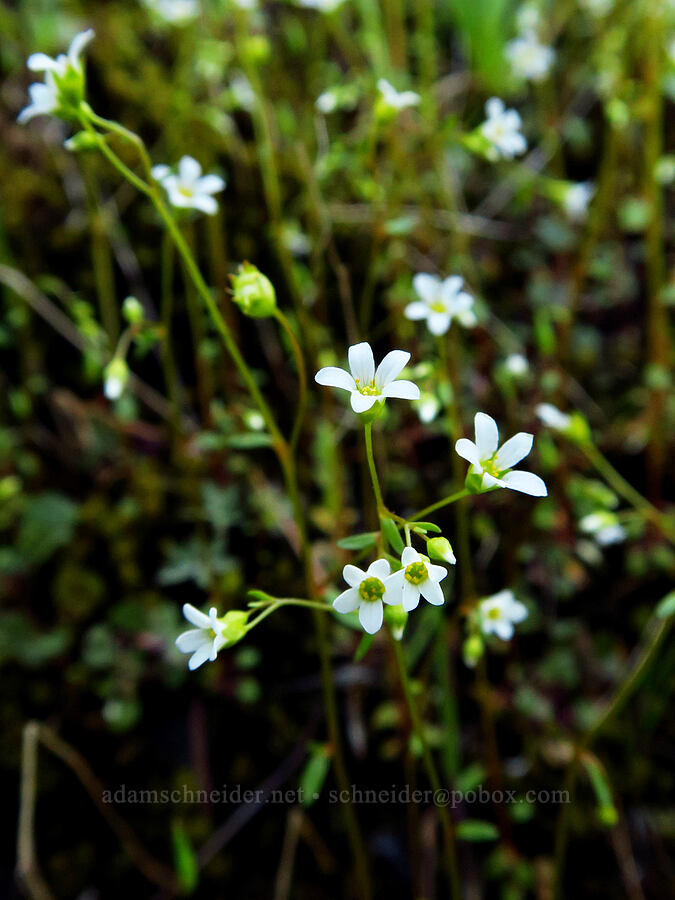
[151,156,225,215]
[18,29,95,123]
[333,559,398,634]
[480,97,527,160]
[104,358,129,400]
[377,78,421,112]
[315,341,420,414]
[579,512,626,546]
[478,590,528,641]
[536,403,572,432]
[505,30,555,82]
[562,182,595,221]
[143,0,200,24]
[504,353,529,377]
[384,546,449,612]
[175,604,227,670]
[456,412,547,496]
[405,274,476,336]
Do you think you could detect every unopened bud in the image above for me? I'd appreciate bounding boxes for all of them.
[104,358,129,400]
[231,262,277,318]
[122,296,144,325]
[427,537,456,565]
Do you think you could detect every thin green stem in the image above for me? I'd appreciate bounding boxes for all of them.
[274,309,308,452]
[364,421,385,514]
[408,488,470,523]
[392,637,461,900]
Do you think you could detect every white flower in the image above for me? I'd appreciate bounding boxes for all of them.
[579,512,626,546]
[151,156,225,215]
[377,78,421,111]
[562,182,595,221]
[333,559,398,634]
[504,353,529,377]
[480,98,527,160]
[143,0,200,23]
[104,358,129,400]
[18,28,94,124]
[297,0,346,10]
[384,547,449,612]
[456,412,548,496]
[578,0,613,16]
[316,90,338,114]
[405,274,476,335]
[416,392,441,424]
[175,604,227,670]
[478,590,528,641]
[230,73,256,111]
[536,403,572,432]
[516,3,541,31]
[315,341,420,414]
[505,31,555,82]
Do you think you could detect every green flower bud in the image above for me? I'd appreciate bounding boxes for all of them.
[427,537,456,565]
[122,296,144,325]
[104,358,129,400]
[384,603,408,641]
[64,131,101,153]
[465,471,485,495]
[219,610,249,647]
[462,634,484,668]
[231,262,277,318]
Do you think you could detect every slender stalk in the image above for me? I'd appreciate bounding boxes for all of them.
[274,309,308,452]
[408,488,469,523]
[392,638,461,900]
[364,421,385,514]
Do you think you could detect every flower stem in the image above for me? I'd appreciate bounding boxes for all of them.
[364,421,385,514]
[392,637,461,899]
[274,308,308,452]
[408,488,470,523]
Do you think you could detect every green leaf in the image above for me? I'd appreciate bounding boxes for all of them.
[410,521,442,534]
[299,744,330,807]
[171,820,199,893]
[456,819,499,842]
[225,432,273,449]
[381,516,404,554]
[337,532,378,550]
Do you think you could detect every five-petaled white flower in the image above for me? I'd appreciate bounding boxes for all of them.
[385,547,449,612]
[18,28,94,124]
[377,78,421,111]
[152,156,225,215]
[505,31,555,82]
[405,274,476,335]
[333,559,398,634]
[456,412,547,496]
[143,0,200,24]
[315,341,420,414]
[480,98,527,160]
[175,604,227,670]
[478,590,528,641]
[562,182,595,221]
[536,403,572,432]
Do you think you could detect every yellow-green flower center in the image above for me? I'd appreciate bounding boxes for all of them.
[355,379,380,396]
[430,300,446,313]
[179,186,194,198]
[358,576,385,602]
[487,607,502,620]
[482,453,503,478]
[404,561,427,585]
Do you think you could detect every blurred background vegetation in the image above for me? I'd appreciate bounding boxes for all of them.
[1,0,674,897]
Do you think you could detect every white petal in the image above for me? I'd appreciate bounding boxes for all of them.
[482,472,505,489]
[501,470,547,497]
[508,599,528,623]
[197,174,226,194]
[178,155,202,182]
[27,53,59,72]
[401,546,420,566]
[493,620,514,641]
[151,164,171,181]
[404,301,430,321]
[367,558,391,580]
[350,392,378,413]
[314,366,356,392]
[381,380,420,400]
[419,578,445,606]
[455,438,481,467]
[474,412,499,458]
[333,588,360,613]
[427,312,451,335]
[68,28,95,66]
[348,342,375,384]
[486,97,505,118]
[427,564,448,582]
[191,194,219,215]
[343,564,366,587]
[495,433,533,470]
[412,273,440,302]
[439,275,464,300]
[359,600,383,634]
[175,630,208,653]
[401,581,420,612]
[375,350,410,388]
[383,570,405,603]
[182,603,211,628]
[188,643,214,670]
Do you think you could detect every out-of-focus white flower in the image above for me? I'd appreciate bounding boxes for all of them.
[456,412,548,496]
[562,182,595,221]
[333,559,397,634]
[416,392,441,424]
[504,353,529,377]
[104,358,129,400]
[480,98,527,160]
[315,341,420,414]
[230,73,256,111]
[578,0,613,16]
[175,604,227,670]
[377,78,421,112]
[579,511,626,546]
[297,0,346,10]
[316,91,338,114]
[506,30,555,82]
[385,546,449,612]
[536,402,572,432]
[478,590,528,640]
[143,0,200,23]
[516,3,541,31]
[18,29,94,123]
[405,274,476,335]
[152,156,225,215]
[232,0,258,9]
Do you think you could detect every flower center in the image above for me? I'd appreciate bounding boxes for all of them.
[430,300,446,313]
[179,186,194,198]
[482,453,503,478]
[487,607,502,621]
[404,561,427,585]
[355,379,380,396]
[358,576,385,602]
